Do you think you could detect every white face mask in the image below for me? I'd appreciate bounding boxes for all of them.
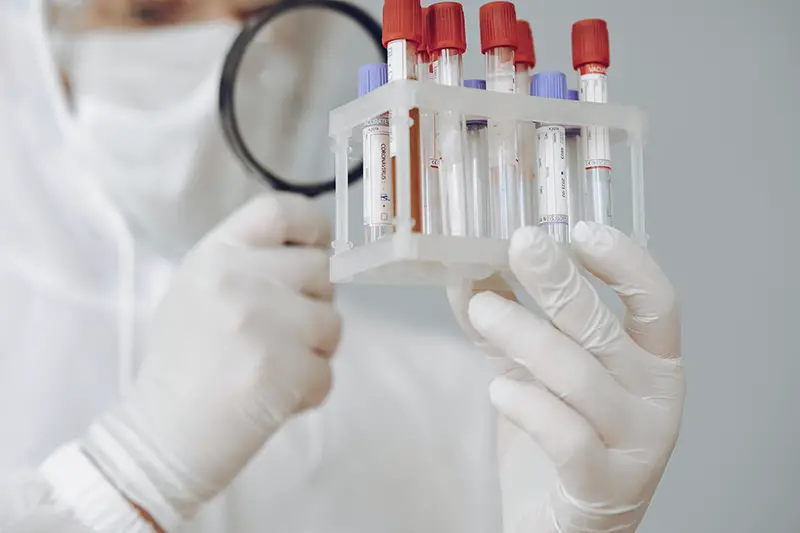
[69,21,267,259]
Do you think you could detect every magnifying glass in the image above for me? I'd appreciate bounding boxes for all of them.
[219,0,385,197]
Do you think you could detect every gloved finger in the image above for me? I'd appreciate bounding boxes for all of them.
[252,348,333,423]
[446,273,517,342]
[489,377,608,502]
[509,226,641,383]
[196,244,334,302]
[262,248,334,302]
[223,284,341,358]
[469,292,639,446]
[571,221,680,360]
[446,276,487,346]
[446,275,530,380]
[296,353,334,410]
[269,294,341,359]
[211,193,331,248]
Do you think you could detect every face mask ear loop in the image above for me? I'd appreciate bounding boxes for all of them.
[85,168,138,399]
[114,218,137,399]
[29,0,77,140]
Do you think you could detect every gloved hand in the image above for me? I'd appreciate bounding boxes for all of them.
[448,222,684,533]
[82,193,341,531]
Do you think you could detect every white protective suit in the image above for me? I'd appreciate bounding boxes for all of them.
[0,4,508,533]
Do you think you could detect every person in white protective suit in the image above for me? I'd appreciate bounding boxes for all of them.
[0,1,686,532]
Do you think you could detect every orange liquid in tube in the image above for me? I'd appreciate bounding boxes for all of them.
[390,107,423,232]
[383,0,424,232]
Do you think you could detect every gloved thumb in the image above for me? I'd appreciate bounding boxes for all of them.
[446,274,530,379]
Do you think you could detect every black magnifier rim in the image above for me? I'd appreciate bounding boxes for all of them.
[219,0,385,197]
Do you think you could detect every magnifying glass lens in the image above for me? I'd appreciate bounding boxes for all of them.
[230,5,384,192]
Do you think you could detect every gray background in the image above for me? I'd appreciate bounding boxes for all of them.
[327,0,800,531]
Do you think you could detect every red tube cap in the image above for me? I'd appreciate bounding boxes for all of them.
[383,0,423,47]
[514,20,535,67]
[571,19,610,69]
[429,2,466,54]
[479,1,517,54]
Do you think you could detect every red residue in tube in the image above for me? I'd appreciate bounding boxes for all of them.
[418,6,431,62]
[478,1,517,54]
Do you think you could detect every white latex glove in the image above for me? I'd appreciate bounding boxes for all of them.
[448,222,684,533]
[81,193,341,531]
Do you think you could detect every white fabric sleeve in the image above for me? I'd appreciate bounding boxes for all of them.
[0,442,157,533]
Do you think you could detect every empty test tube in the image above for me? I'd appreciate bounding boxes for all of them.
[513,19,537,227]
[359,64,393,243]
[428,2,469,236]
[566,89,583,238]
[464,79,490,238]
[572,19,612,226]
[532,71,570,243]
[418,6,441,235]
[479,1,520,239]
[383,0,424,232]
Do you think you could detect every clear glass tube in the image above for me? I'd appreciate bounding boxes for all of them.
[579,66,613,226]
[515,64,536,227]
[417,53,441,236]
[485,47,520,239]
[466,120,489,238]
[535,124,569,243]
[387,39,422,234]
[363,112,393,242]
[433,49,468,236]
[566,130,583,240]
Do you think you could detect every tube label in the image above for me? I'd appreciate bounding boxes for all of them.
[536,125,569,226]
[579,67,611,173]
[363,117,392,226]
[387,40,416,157]
[387,42,403,157]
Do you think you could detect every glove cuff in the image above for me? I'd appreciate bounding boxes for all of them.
[80,411,189,532]
[39,441,158,533]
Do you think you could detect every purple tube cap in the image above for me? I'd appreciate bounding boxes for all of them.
[464,79,487,90]
[531,71,568,99]
[358,63,388,97]
[568,89,579,101]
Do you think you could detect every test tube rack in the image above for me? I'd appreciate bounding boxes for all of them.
[330,79,646,285]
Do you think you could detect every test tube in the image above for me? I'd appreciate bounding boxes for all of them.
[531,71,570,243]
[479,1,519,239]
[572,19,612,226]
[359,64,393,243]
[428,2,469,236]
[418,6,441,235]
[464,79,490,238]
[383,0,424,232]
[417,7,432,79]
[513,19,536,227]
[565,89,583,239]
